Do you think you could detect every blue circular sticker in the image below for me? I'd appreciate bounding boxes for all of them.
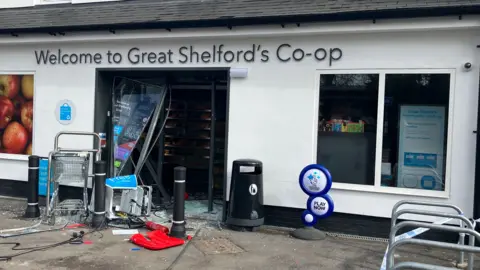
[301,210,317,227]
[299,164,332,196]
[307,194,334,219]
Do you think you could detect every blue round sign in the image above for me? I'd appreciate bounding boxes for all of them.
[299,164,332,196]
[307,194,334,219]
[301,210,318,227]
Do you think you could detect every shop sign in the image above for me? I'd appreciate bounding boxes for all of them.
[34,44,343,66]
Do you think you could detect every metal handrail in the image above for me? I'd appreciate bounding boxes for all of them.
[387,221,480,269]
[391,209,471,231]
[388,238,480,270]
[391,200,463,220]
[390,209,474,267]
[391,261,462,270]
[390,200,468,266]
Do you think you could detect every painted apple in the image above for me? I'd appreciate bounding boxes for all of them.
[2,122,28,154]
[20,101,33,133]
[0,148,17,154]
[25,143,32,155]
[0,96,14,129]
[21,75,34,100]
[12,95,25,120]
[0,75,20,99]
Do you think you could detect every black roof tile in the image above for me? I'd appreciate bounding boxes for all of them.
[1,0,480,33]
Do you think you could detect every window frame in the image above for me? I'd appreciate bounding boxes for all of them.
[313,68,456,198]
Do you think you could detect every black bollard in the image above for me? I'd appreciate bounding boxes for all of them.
[92,161,106,228]
[24,155,41,218]
[170,166,186,239]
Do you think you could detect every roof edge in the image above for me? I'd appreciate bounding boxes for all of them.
[1,5,480,35]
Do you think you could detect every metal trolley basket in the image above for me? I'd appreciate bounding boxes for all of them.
[45,131,101,225]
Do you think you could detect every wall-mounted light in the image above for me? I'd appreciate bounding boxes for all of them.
[229,68,248,79]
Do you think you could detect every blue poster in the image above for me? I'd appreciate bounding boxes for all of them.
[397,106,445,190]
[38,159,54,196]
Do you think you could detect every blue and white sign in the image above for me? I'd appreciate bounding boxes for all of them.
[55,99,76,125]
[299,164,334,226]
[299,164,332,196]
[307,194,334,219]
[397,105,445,191]
[60,103,71,121]
[106,174,138,189]
[38,159,54,196]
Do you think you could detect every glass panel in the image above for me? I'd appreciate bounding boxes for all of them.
[111,77,165,176]
[381,74,450,191]
[317,74,379,185]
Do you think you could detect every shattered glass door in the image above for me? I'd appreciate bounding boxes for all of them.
[111,77,165,176]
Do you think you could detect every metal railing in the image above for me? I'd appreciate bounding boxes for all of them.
[387,200,480,270]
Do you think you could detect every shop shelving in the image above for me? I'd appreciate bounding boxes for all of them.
[158,79,227,211]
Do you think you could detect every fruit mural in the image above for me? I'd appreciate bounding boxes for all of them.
[0,74,34,155]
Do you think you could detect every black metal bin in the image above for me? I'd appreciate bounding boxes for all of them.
[226,159,264,228]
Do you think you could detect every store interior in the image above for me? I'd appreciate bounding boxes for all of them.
[94,69,229,219]
[317,73,450,190]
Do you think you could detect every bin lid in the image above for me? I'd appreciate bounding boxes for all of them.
[233,159,262,167]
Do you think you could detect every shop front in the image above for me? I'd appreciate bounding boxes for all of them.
[0,17,479,234]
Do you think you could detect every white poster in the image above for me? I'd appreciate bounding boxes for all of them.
[397,105,445,191]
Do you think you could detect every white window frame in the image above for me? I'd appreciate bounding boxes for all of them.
[313,68,456,198]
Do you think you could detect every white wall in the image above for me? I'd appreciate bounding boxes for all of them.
[0,19,478,219]
[0,0,34,9]
[0,0,120,8]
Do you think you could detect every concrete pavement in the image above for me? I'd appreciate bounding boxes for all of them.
[0,197,476,270]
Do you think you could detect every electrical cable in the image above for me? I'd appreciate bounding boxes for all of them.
[0,220,107,261]
[0,237,80,261]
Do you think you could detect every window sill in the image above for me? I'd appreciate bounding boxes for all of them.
[332,182,449,198]
[0,154,29,161]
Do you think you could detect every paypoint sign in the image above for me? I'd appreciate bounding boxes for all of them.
[34,44,343,66]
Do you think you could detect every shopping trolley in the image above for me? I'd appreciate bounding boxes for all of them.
[44,131,101,225]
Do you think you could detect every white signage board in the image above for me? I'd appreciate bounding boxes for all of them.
[397,105,445,190]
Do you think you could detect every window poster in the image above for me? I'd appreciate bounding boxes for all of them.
[0,74,34,155]
[397,105,445,191]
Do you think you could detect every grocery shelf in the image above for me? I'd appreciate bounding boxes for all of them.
[158,77,227,212]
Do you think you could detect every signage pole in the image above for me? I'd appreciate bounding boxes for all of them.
[291,164,335,241]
